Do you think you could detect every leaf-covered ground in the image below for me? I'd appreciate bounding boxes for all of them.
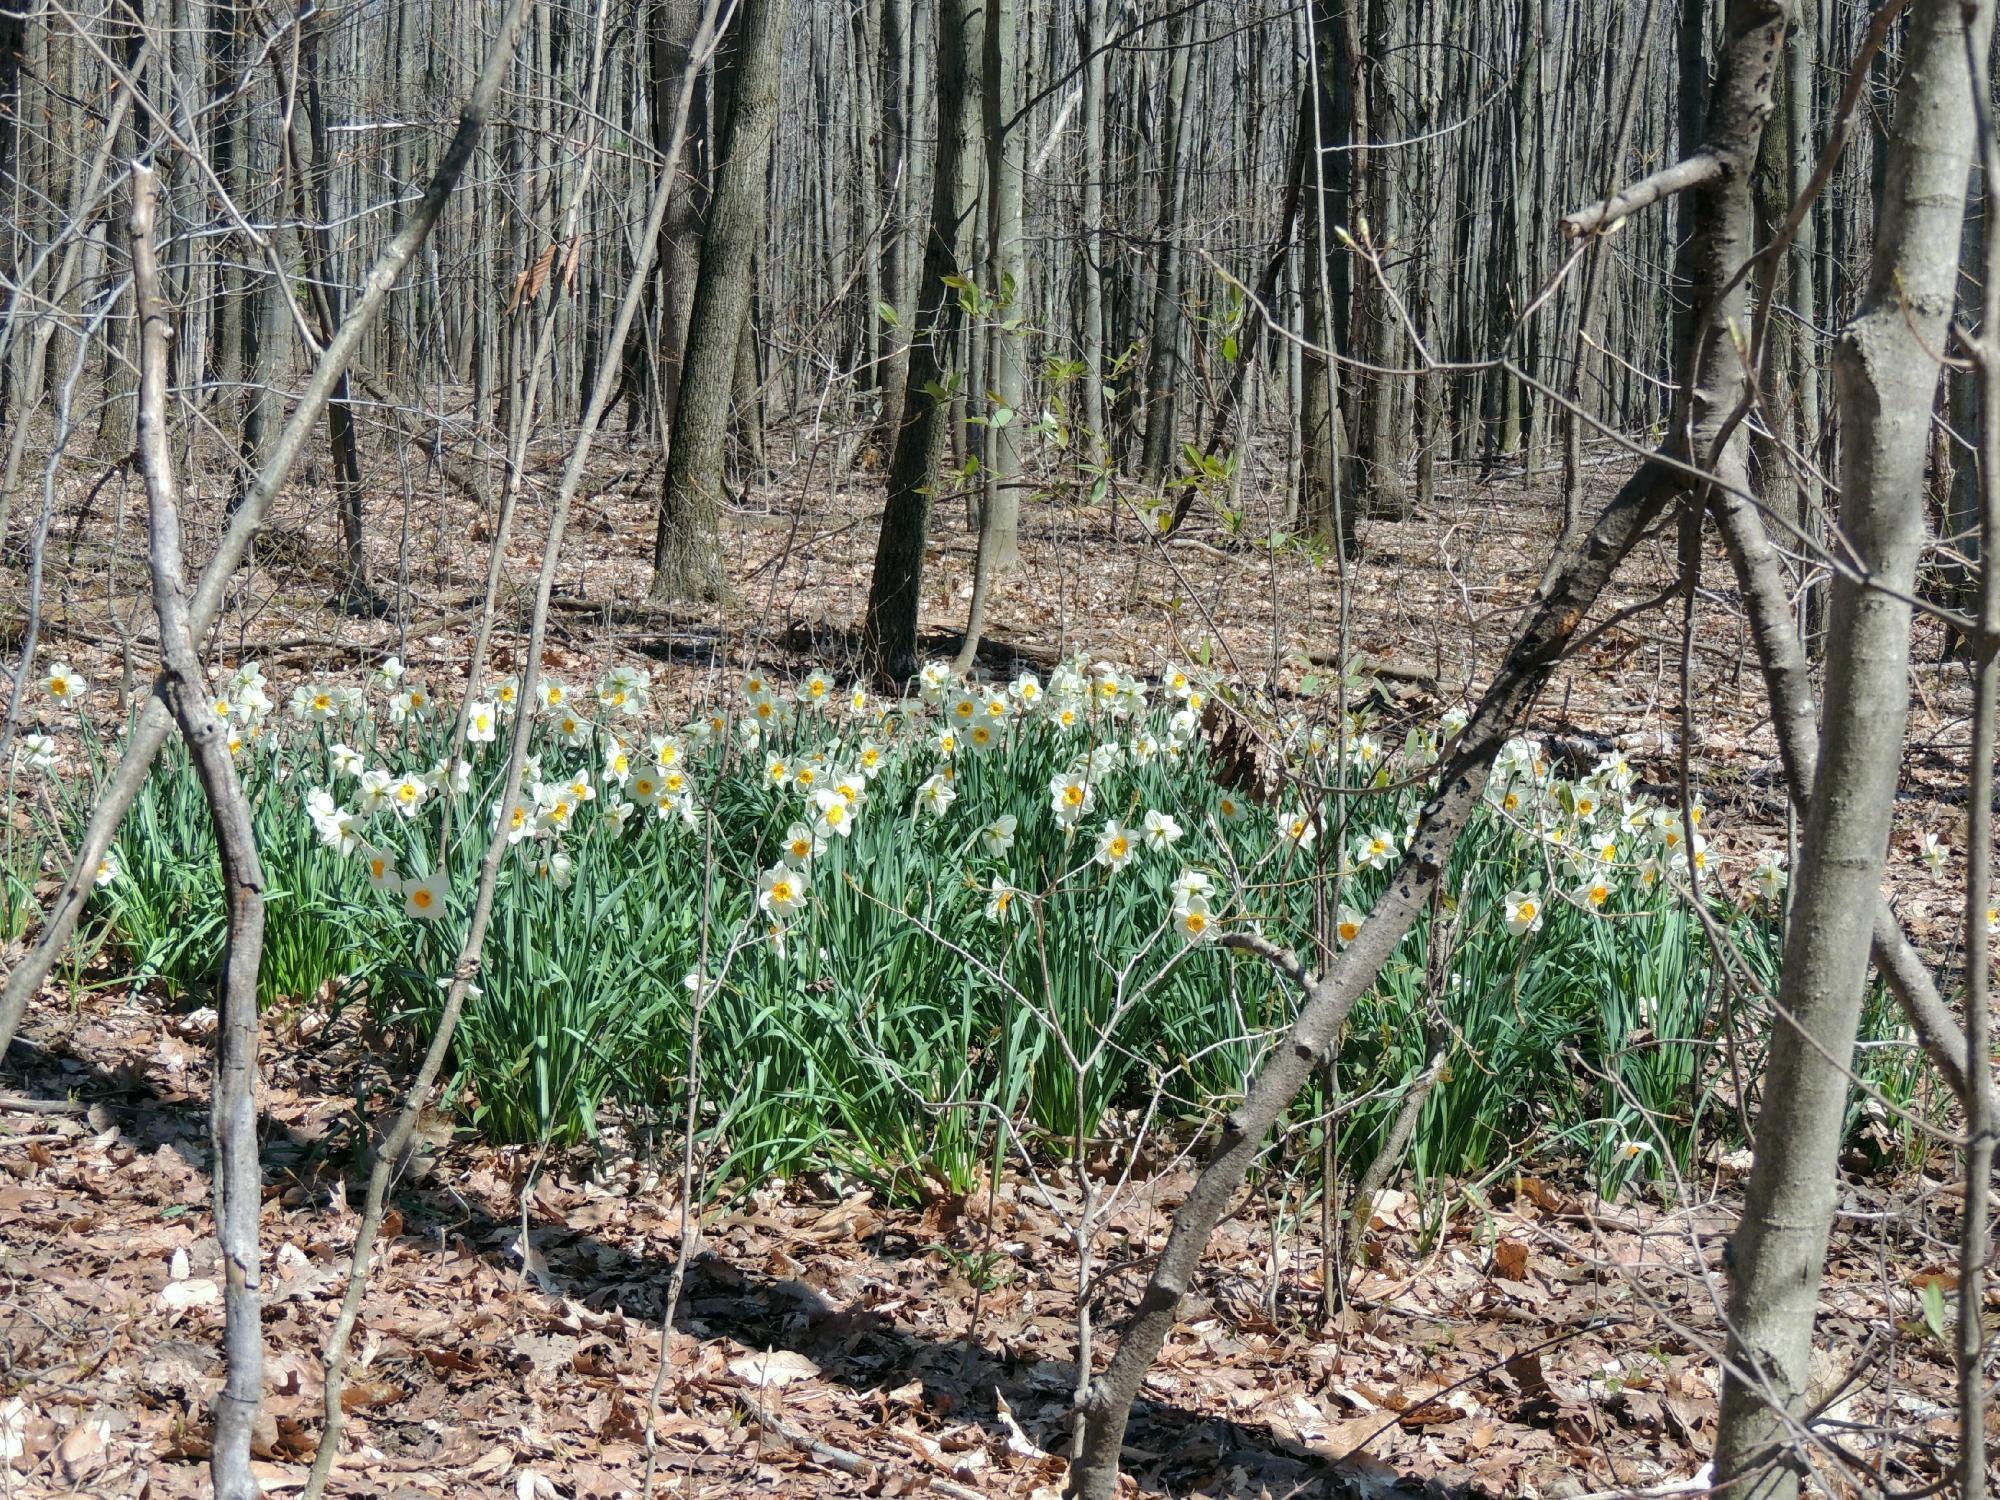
[0,982,1973,1498]
[2,444,1985,1496]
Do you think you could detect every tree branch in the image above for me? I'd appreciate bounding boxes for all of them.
[1563,153,1724,236]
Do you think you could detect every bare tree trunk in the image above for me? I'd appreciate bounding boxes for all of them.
[1137,7,1194,488]
[951,0,1021,671]
[865,0,980,679]
[649,0,711,440]
[650,0,789,602]
[129,164,269,1500]
[1076,0,1108,466]
[1713,3,1992,1496]
[1299,0,1359,560]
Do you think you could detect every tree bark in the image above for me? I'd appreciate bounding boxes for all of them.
[129,164,270,1500]
[1712,2,1993,1494]
[950,0,1023,671]
[650,0,790,603]
[864,0,981,680]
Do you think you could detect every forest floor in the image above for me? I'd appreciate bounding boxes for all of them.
[0,423,1985,1497]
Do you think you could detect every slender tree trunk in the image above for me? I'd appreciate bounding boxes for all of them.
[130,165,270,1500]
[649,0,711,442]
[650,0,790,602]
[1299,0,1359,560]
[1137,8,1194,488]
[1076,0,1108,466]
[1712,2,1992,1494]
[951,0,1021,670]
[865,0,981,679]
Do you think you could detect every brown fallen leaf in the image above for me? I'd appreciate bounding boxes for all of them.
[338,1376,406,1413]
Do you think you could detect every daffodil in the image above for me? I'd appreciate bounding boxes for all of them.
[846,684,870,717]
[93,852,118,888]
[965,716,999,753]
[466,701,497,743]
[800,669,834,706]
[356,768,392,815]
[985,877,1021,923]
[603,738,632,785]
[1010,672,1042,709]
[494,676,521,717]
[43,661,84,703]
[292,682,339,722]
[914,773,957,819]
[757,863,810,919]
[388,686,430,724]
[401,871,449,920]
[1503,890,1543,936]
[363,846,398,891]
[1576,874,1613,910]
[765,754,792,789]
[375,656,406,691]
[388,773,429,819]
[1142,809,1183,850]
[1170,869,1213,905]
[319,806,364,856]
[1095,820,1135,870]
[918,661,952,698]
[1919,832,1950,877]
[812,788,854,839]
[1216,792,1247,823]
[1335,906,1362,946]
[1751,849,1787,902]
[1354,827,1397,871]
[536,849,574,889]
[1276,808,1317,849]
[1050,771,1093,827]
[495,798,534,844]
[1174,895,1216,943]
[537,677,569,712]
[1592,749,1635,792]
[427,758,471,796]
[782,821,822,867]
[856,740,884,779]
[982,814,1018,857]
[650,733,685,771]
[555,711,592,747]
[598,665,649,716]
[604,799,636,832]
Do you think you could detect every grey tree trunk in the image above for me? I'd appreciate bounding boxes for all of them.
[865,0,981,679]
[1136,7,1194,488]
[650,0,790,602]
[1076,0,1108,466]
[1712,1,1993,1495]
[130,164,270,1500]
[951,0,1022,671]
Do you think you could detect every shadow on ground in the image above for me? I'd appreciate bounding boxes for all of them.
[4,1021,1479,1500]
